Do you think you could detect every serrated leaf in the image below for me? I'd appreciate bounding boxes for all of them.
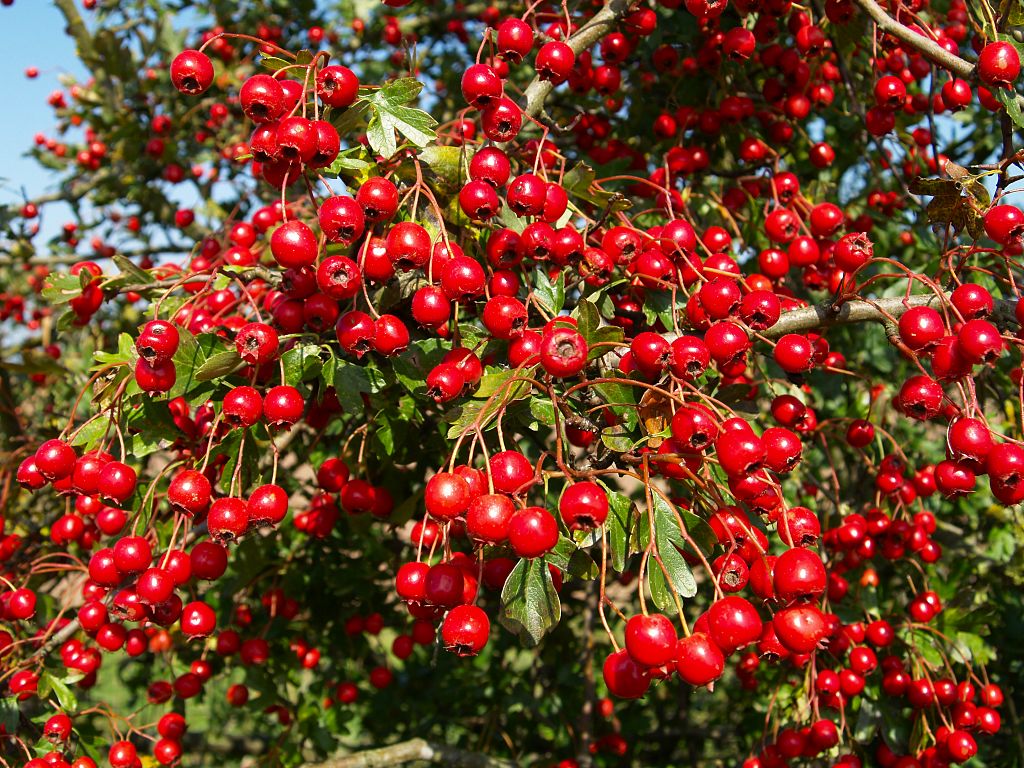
[475,367,526,399]
[41,273,83,306]
[281,343,323,387]
[650,494,698,601]
[42,672,78,712]
[588,325,625,359]
[195,349,244,381]
[995,87,1024,129]
[496,201,527,233]
[378,77,424,105]
[373,411,395,456]
[591,380,639,431]
[109,254,154,287]
[446,375,532,438]
[572,299,600,344]
[529,397,556,426]
[499,557,561,646]
[392,338,446,395]
[169,328,213,404]
[322,146,373,180]
[604,488,635,572]
[260,55,291,72]
[0,697,18,733]
[364,80,438,158]
[600,423,635,453]
[419,145,474,185]
[331,361,383,412]
[562,162,632,213]
[532,268,565,316]
[908,176,959,197]
[333,102,370,137]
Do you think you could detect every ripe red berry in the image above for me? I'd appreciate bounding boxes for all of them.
[978,41,1021,89]
[170,50,214,95]
[706,596,762,654]
[180,600,216,636]
[540,326,588,377]
[466,494,516,544]
[424,472,471,519]
[136,320,179,363]
[441,604,490,656]
[507,506,559,558]
[35,439,76,481]
[675,633,725,685]
[559,482,609,530]
[234,322,279,365]
[625,613,677,667]
[602,649,650,699]
[496,18,534,63]
[315,65,359,108]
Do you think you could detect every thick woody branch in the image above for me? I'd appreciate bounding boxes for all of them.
[520,0,635,121]
[852,0,974,80]
[761,293,1018,340]
[304,738,515,768]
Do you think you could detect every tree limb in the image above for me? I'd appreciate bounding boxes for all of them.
[761,293,1018,340]
[304,738,516,768]
[519,0,635,121]
[852,0,974,79]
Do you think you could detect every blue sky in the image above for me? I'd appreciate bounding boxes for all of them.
[0,2,86,209]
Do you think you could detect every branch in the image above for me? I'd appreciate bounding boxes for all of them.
[853,0,974,78]
[761,293,1018,340]
[304,739,515,768]
[519,0,635,121]
[53,0,97,65]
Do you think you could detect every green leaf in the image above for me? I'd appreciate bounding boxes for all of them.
[499,557,561,646]
[194,349,244,382]
[650,494,698,601]
[0,697,18,733]
[392,338,446,396]
[332,102,370,137]
[364,79,438,158]
[330,361,383,412]
[994,88,1024,129]
[446,374,532,438]
[260,55,291,72]
[109,254,154,286]
[532,268,565,316]
[529,397,556,426]
[322,146,373,180]
[281,343,323,387]
[562,162,632,213]
[592,380,639,430]
[41,273,83,306]
[572,299,600,343]
[169,328,214,404]
[373,411,395,456]
[601,423,636,453]
[605,488,635,572]
[496,202,527,234]
[419,145,474,185]
[475,367,526,399]
[588,325,625,359]
[41,672,78,712]
[375,78,422,104]
[640,290,676,330]
[122,400,180,458]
